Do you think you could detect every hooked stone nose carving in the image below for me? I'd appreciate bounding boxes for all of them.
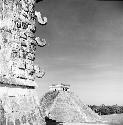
[35,11,47,25]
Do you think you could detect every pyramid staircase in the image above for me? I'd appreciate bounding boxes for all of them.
[40,84,102,124]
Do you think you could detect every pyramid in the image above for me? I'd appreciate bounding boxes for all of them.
[40,84,102,123]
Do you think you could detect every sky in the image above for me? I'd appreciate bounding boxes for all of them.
[34,0,123,105]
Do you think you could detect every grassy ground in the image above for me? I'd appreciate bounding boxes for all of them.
[101,113,123,125]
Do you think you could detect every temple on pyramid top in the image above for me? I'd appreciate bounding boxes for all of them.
[49,83,70,91]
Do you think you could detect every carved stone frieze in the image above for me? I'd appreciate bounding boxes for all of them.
[0,0,47,124]
[0,0,47,87]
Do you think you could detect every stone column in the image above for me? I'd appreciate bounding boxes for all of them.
[0,0,47,124]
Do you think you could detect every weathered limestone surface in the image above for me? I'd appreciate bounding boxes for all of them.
[0,0,47,124]
[0,0,47,85]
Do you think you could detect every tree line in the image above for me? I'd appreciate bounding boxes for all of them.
[88,104,123,115]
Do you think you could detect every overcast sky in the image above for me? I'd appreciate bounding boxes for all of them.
[35,0,123,105]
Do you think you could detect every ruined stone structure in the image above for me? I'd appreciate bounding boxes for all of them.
[49,83,70,92]
[0,0,47,124]
[40,84,102,124]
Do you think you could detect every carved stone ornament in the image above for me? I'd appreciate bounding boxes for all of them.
[0,0,47,86]
[0,0,47,125]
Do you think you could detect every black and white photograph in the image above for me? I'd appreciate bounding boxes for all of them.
[0,0,123,125]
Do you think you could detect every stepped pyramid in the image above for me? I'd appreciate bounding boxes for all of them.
[40,84,102,123]
[0,0,47,124]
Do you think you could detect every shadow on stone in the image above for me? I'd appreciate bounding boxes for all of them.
[45,116,63,125]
